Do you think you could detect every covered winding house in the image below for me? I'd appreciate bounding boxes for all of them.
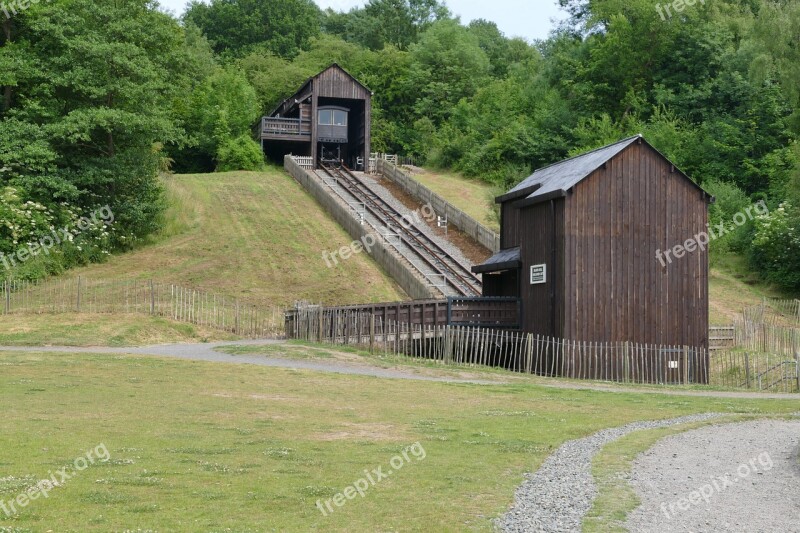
[260,64,371,170]
[473,135,713,351]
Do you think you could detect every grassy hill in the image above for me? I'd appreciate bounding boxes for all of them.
[0,314,238,346]
[407,167,500,231]
[65,169,405,308]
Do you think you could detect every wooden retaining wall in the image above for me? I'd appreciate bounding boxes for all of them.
[376,159,500,252]
[284,155,436,300]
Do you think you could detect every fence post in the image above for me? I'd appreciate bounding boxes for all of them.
[525,334,533,374]
[623,341,630,383]
[150,279,155,315]
[444,325,452,364]
[3,279,9,315]
[369,314,375,354]
[682,345,689,385]
[235,301,240,335]
[795,353,799,392]
[744,352,751,388]
[76,276,82,313]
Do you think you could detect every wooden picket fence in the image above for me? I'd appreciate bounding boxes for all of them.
[286,307,713,386]
[709,349,799,393]
[2,277,283,338]
[735,317,800,357]
[286,306,799,392]
[766,298,800,325]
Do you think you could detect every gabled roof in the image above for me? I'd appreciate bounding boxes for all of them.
[269,63,372,117]
[318,62,373,94]
[496,135,711,206]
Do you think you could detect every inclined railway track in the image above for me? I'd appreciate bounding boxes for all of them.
[318,163,482,297]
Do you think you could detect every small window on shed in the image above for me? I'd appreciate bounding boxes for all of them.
[318,109,332,125]
[333,110,348,126]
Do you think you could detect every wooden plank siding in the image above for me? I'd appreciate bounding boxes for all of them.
[265,64,371,168]
[518,199,565,337]
[314,67,372,100]
[561,142,708,348]
[500,201,522,249]
[483,137,710,356]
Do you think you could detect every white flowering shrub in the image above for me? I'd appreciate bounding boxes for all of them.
[0,186,115,280]
[0,187,55,252]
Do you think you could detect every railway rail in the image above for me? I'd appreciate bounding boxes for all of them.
[318,162,482,297]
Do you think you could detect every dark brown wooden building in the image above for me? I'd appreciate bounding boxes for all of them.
[260,64,371,169]
[473,135,713,349]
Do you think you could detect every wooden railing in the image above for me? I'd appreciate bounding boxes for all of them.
[261,117,311,138]
[283,300,800,391]
[447,297,520,328]
[284,297,521,339]
[290,155,313,170]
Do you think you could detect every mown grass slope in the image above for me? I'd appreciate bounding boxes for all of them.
[0,314,238,347]
[66,169,405,308]
[410,168,500,231]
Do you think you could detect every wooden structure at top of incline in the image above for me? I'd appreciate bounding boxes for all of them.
[473,135,713,350]
[260,64,371,170]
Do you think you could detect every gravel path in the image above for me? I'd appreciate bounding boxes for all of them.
[497,413,724,532]
[626,418,800,532]
[0,342,501,385]
[1,343,799,399]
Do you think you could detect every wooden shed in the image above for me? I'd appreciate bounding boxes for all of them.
[260,64,371,169]
[473,135,713,350]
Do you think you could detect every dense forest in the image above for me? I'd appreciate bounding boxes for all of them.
[0,0,798,291]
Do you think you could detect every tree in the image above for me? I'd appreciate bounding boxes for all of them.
[409,20,490,125]
[332,0,450,51]
[172,67,261,173]
[750,203,800,291]
[184,0,321,58]
[0,0,192,248]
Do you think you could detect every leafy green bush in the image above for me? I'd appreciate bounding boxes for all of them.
[216,136,265,172]
[703,179,753,253]
[750,203,800,291]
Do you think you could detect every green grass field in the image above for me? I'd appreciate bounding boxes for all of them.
[65,168,404,308]
[0,346,795,532]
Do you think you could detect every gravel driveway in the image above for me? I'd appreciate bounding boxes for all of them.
[626,418,800,533]
[497,413,724,532]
